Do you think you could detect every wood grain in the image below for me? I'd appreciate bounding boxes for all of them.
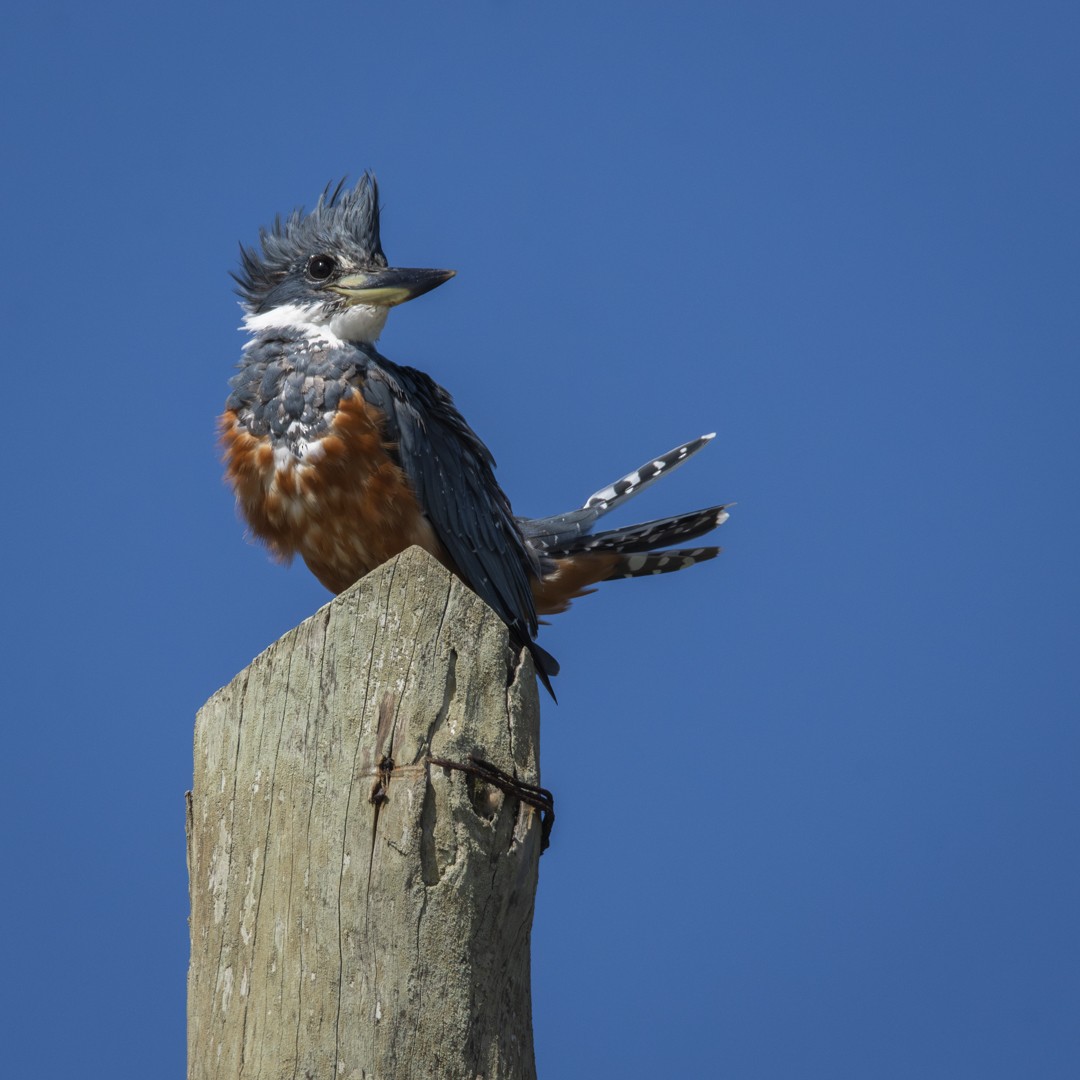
[187,546,542,1080]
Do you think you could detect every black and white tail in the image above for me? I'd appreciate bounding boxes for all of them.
[519,434,731,582]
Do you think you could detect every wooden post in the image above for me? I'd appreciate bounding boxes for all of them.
[187,546,543,1080]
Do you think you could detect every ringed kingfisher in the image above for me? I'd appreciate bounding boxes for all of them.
[221,174,731,695]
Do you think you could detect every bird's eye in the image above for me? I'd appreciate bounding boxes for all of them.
[307,254,337,281]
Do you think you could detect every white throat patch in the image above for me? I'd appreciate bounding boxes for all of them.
[328,304,389,344]
[242,302,389,346]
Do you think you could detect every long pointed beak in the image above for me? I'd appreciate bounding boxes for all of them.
[330,267,456,307]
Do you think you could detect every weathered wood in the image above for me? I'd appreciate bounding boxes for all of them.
[187,546,543,1080]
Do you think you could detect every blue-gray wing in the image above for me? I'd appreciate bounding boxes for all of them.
[359,355,557,687]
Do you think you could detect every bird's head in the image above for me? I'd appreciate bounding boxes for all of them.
[233,173,454,344]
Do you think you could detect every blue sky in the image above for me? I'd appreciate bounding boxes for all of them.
[3,2,1077,1076]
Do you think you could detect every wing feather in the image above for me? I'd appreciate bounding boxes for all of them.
[359,355,555,688]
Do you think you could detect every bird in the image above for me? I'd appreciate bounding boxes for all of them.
[221,174,731,696]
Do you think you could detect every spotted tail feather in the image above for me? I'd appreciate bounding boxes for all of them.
[546,504,730,557]
[604,547,720,580]
[521,432,729,618]
[519,433,717,552]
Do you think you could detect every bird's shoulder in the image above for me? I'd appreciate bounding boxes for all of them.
[359,349,541,639]
[357,351,495,468]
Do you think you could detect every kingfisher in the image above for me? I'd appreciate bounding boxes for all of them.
[221,174,731,695]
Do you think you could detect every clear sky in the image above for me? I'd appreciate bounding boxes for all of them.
[3,3,1077,1077]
